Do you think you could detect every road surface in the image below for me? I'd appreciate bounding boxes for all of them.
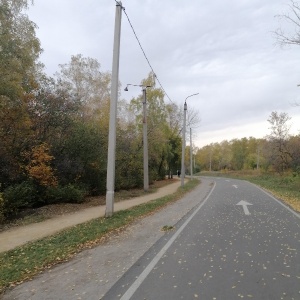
[2,177,299,300]
[103,177,300,300]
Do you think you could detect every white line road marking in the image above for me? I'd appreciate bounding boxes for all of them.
[233,185,238,189]
[119,182,216,300]
[236,200,253,215]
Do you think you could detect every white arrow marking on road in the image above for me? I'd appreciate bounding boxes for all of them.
[236,200,253,215]
[233,185,238,189]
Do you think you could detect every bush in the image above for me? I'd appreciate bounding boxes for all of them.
[46,184,86,204]
[3,181,38,217]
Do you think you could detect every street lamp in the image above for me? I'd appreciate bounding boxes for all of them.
[124,84,152,191]
[181,93,199,187]
[190,127,193,180]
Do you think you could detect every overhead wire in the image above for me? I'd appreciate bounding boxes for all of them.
[113,1,175,105]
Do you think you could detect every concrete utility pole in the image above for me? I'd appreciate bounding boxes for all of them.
[190,127,193,180]
[142,88,149,191]
[209,148,212,172]
[181,93,199,187]
[124,84,151,192]
[181,101,187,187]
[105,2,122,217]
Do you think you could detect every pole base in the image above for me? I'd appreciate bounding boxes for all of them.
[105,191,114,217]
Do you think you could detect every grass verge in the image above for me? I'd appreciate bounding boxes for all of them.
[0,179,199,293]
[200,171,300,212]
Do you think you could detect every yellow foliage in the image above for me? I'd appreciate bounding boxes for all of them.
[275,193,300,213]
[26,143,58,187]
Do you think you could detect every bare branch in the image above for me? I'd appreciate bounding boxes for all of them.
[274,0,300,46]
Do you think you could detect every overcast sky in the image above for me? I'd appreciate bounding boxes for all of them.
[27,0,300,147]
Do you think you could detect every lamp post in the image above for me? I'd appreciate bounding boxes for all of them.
[256,145,260,170]
[181,93,199,187]
[190,127,193,180]
[181,101,187,187]
[209,146,212,172]
[125,84,152,191]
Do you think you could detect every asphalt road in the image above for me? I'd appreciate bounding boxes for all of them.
[103,177,300,300]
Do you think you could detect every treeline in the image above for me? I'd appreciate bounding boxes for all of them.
[0,1,183,220]
[195,112,300,174]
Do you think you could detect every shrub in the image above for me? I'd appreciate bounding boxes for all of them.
[63,185,86,203]
[3,181,38,217]
[46,184,86,204]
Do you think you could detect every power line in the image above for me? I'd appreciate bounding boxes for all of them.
[113,1,175,105]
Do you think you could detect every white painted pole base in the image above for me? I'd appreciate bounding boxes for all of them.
[105,191,115,217]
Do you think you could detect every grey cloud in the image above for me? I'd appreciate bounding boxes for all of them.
[27,0,300,147]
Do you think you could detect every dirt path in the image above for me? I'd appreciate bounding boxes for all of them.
[0,180,183,253]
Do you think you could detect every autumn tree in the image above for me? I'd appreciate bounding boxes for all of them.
[230,138,249,170]
[0,0,41,98]
[219,140,232,170]
[28,76,81,144]
[195,141,232,172]
[0,0,41,186]
[266,111,292,174]
[46,55,113,193]
[25,143,57,187]
[288,134,300,174]
[198,144,217,171]
[244,137,258,169]
[55,54,111,122]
